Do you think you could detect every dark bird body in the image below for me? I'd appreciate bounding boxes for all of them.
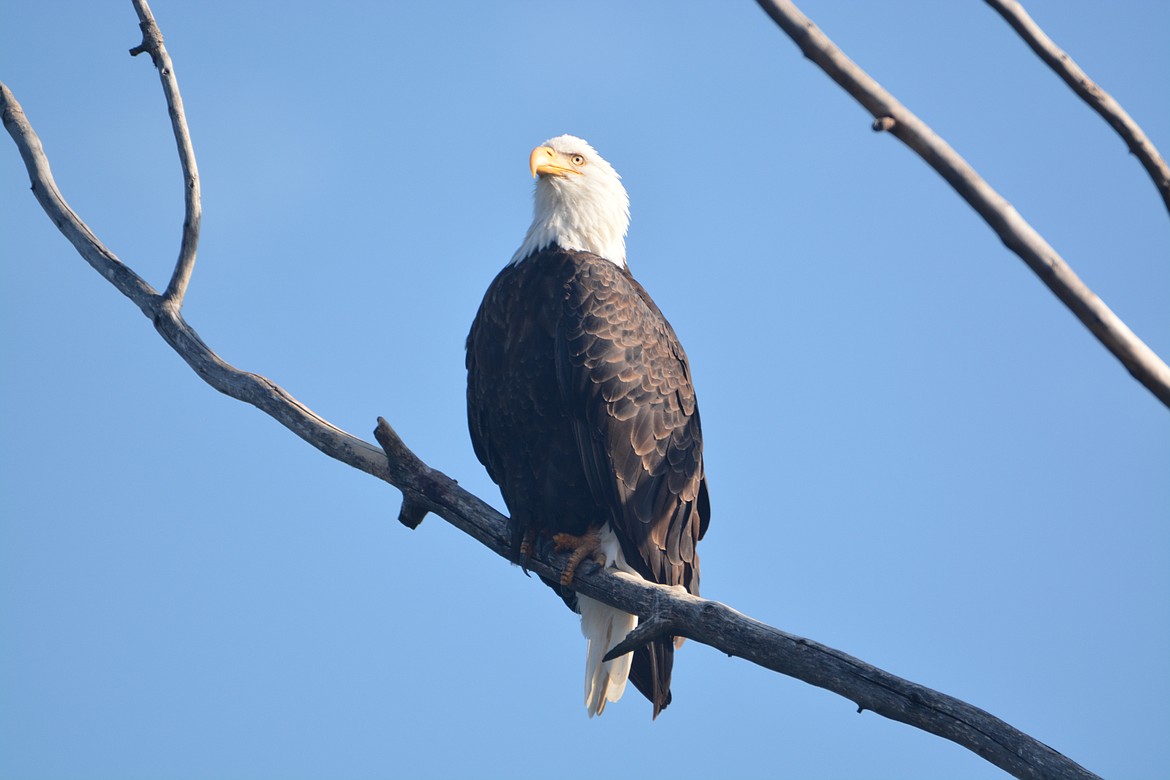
[467,246,709,716]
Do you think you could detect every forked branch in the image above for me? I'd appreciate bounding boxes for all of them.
[754,0,1170,410]
[129,0,201,309]
[0,4,1106,780]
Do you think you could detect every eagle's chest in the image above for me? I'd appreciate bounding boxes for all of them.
[467,256,603,532]
[477,266,566,421]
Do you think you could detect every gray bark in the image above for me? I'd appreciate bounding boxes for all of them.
[754,0,1170,409]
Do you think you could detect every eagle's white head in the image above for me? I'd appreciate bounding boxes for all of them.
[511,134,630,268]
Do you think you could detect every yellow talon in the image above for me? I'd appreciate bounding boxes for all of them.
[552,530,606,587]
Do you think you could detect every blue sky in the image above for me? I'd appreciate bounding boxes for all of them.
[2,1,1167,778]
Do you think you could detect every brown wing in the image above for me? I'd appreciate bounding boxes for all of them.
[466,254,603,541]
[555,254,709,597]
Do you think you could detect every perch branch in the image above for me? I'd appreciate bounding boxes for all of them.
[1,5,1103,779]
[755,0,1170,410]
[985,0,1170,217]
[601,612,679,663]
[129,0,201,309]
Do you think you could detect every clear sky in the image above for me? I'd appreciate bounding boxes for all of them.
[2,1,1167,778]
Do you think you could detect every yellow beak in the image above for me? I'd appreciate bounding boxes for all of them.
[529,145,577,178]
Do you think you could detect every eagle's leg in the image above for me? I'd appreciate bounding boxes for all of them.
[552,530,605,587]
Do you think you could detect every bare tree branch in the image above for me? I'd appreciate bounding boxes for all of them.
[754,0,1170,411]
[0,5,1106,779]
[128,0,201,309]
[985,0,1170,218]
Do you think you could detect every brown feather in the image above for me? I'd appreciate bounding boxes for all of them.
[466,246,709,715]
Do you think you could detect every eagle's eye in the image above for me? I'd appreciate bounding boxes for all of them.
[570,154,586,166]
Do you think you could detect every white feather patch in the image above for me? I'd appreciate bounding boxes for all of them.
[578,523,641,717]
[511,135,630,268]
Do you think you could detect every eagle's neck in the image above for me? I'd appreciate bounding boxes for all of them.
[511,173,629,268]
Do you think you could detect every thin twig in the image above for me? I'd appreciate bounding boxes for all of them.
[129,0,201,309]
[984,0,1170,218]
[754,0,1170,410]
[602,613,679,662]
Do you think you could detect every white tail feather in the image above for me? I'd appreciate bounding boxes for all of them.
[579,593,638,717]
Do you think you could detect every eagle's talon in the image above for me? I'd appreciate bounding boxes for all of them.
[552,530,606,587]
[517,527,538,561]
[536,532,557,561]
[583,558,604,577]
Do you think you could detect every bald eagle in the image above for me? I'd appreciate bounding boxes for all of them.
[466,135,709,718]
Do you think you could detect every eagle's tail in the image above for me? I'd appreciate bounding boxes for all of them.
[629,637,673,718]
[579,594,637,717]
[576,523,674,718]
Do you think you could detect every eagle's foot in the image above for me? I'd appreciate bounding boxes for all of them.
[552,530,605,587]
[517,527,539,562]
